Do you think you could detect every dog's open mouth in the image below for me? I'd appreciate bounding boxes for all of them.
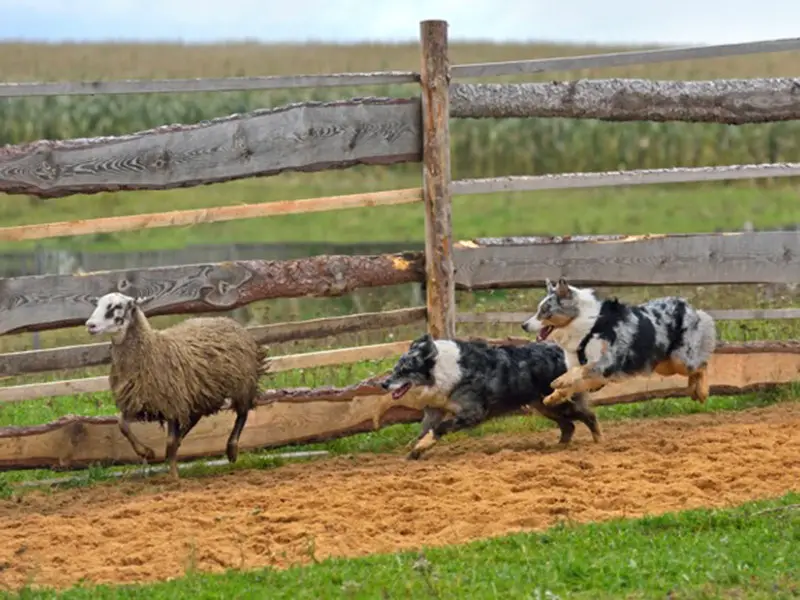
[536,325,554,342]
[391,382,412,400]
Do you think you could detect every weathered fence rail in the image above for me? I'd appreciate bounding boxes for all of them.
[3,82,800,203]
[453,232,800,289]
[0,71,420,98]
[3,35,799,99]
[450,37,800,79]
[0,251,425,335]
[450,79,800,123]
[0,189,424,243]
[3,232,797,337]
[0,241,424,277]
[2,21,800,472]
[0,97,422,198]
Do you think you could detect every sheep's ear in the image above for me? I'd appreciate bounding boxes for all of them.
[545,278,555,293]
[87,295,99,307]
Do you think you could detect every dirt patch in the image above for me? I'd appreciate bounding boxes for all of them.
[1,402,798,590]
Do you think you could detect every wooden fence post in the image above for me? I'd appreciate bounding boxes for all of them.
[419,19,456,339]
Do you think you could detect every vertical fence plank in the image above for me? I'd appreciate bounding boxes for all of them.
[420,19,456,340]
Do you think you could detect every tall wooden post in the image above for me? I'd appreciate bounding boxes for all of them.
[419,19,455,340]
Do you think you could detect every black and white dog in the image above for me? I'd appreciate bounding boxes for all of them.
[381,333,601,460]
[521,278,717,407]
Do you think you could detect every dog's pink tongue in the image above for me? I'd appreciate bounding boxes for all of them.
[392,383,411,400]
[537,326,553,342]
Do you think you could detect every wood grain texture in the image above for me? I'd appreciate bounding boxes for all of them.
[450,163,800,196]
[0,71,419,98]
[0,188,424,242]
[451,37,800,79]
[457,309,800,324]
[0,252,425,335]
[420,20,456,340]
[1,341,797,471]
[0,307,427,377]
[451,79,800,123]
[452,231,800,289]
[0,97,422,199]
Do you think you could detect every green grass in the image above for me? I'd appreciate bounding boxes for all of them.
[4,493,797,599]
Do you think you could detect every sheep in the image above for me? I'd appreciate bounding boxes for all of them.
[85,292,269,480]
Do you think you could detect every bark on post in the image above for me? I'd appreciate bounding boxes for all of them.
[419,19,456,339]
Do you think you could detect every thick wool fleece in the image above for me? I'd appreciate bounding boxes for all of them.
[110,308,267,427]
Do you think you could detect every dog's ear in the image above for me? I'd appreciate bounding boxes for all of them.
[555,278,572,299]
[418,333,438,359]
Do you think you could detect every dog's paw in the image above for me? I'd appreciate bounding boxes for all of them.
[543,391,568,406]
[552,370,582,389]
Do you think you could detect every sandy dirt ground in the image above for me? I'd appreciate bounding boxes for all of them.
[1,402,798,590]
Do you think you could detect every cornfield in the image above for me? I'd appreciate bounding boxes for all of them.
[3,87,799,178]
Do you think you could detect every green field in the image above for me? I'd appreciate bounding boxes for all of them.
[1,40,800,598]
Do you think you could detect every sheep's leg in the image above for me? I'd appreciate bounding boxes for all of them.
[165,419,183,480]
[163,415,202,481]
[179,414,202,439]
[118,416,156,461]
[226,409,249,464]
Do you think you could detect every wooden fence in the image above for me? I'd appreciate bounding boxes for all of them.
[2,21,800,471]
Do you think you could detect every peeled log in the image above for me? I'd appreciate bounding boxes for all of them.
[450,78,800,124]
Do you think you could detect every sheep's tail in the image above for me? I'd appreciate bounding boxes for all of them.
[257,345,272,378]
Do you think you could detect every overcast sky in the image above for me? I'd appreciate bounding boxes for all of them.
[0,0,797,46]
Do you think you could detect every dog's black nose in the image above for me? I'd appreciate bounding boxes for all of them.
[521,323,528,331]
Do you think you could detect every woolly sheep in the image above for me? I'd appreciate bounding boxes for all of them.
[85,292,269,480]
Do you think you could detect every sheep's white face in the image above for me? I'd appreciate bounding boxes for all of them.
[85,292,138,336]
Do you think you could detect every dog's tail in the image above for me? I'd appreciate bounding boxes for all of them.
[694,309,717,363]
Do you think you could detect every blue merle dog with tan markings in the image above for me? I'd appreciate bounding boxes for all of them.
[521,278,717,407]
[380,333,602,460]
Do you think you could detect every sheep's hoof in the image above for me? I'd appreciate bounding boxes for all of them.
[226,445,239,463]
[140,447,156,461]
